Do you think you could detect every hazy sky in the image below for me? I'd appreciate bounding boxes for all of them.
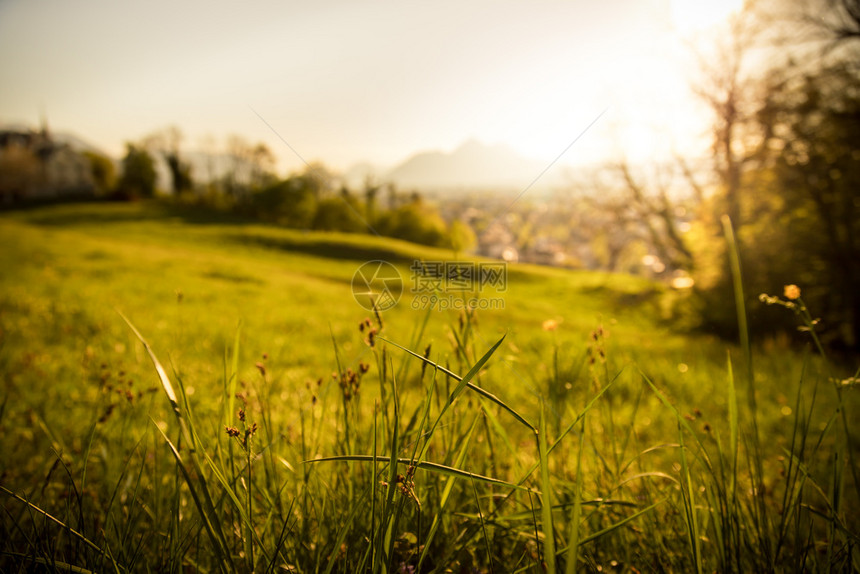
[0,0,743,173]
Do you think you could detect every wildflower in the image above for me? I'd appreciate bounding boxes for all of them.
[225,426,241,438]
[542,319,558,332]
[784,284,801,300]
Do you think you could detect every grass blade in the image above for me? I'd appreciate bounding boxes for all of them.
[417,414,480,571]
[153,422,233,574]
[558,499,666,552]
[305,455,531,491]
[564,418,585,574]
[539,403,557,574]
[678,422,703,574]
[226,322,242,432]
[380,334,535,432]
[119,313,234,573]
[0,485,116,566]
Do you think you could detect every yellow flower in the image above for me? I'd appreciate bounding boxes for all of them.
[542,319,558,332]
[784,284,801,300]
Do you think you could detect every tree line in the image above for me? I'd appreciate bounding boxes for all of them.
[87,130,473,252]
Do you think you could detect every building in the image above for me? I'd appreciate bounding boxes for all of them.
[0,122,94,203]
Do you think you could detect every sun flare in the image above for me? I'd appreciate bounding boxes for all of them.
[670,0,745,34]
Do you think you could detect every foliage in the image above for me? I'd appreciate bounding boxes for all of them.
[82,150,116,195]
[116,144,157,198]
[165,152,193,195]
[608,0,860,350]
[221,135,277,200]
[753,60,860,348]
[249,176,317,228]
[376,195,449,247]
[312,189,367,233]
[448,219,477,254]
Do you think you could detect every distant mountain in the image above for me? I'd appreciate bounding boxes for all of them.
[383,139,565,193]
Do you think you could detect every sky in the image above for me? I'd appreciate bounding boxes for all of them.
[0,0,744,174]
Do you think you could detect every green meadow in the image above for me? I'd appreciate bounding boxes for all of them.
[1,201,857,572]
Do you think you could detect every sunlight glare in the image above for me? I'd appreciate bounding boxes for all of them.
[670,0,745,33]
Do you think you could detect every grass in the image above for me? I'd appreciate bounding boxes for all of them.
[0,200,857,572]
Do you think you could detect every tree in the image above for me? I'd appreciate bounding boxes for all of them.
[225,135,278,200]
[145,126,193,195]
[685,0,860,348]
[787,0,860,50]
[448,219,477,255]
[611,160,695,272]
[116,144,156,198]
[362,175,381,224]
[249,143,276,189]
[376,195,448,247]
[82,151,116,195]
[689,7,765,232]
[754,61,860,347]
[165,153,193,195]
[249,177,316,228]
[311,188,366,233]
[671,3,788,337]
[225,134,253,200]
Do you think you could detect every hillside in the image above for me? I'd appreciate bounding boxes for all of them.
[0,200,679,360]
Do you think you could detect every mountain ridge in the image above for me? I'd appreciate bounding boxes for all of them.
[379,139,567,192]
